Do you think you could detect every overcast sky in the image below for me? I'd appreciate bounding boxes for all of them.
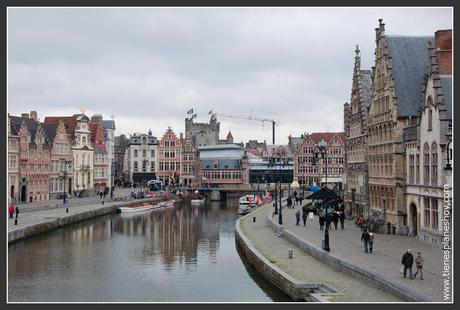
[8,7,452,144]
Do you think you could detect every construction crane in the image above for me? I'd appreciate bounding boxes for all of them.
[208,110,277,144]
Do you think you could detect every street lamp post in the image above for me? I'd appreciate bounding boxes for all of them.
[444,138,453,177]
[313,141,330,252]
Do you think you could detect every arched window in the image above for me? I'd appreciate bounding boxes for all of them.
[142,137,147,145]
[431,142,438,186]
[427,96,433,131]
[423,143,430,185]
[82,136,86,145]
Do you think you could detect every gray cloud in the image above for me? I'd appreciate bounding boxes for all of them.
[8,7,452,144]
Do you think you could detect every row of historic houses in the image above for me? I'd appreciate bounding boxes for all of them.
[343,19,452,245]
[8,111,115,203]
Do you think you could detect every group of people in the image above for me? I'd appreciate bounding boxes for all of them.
[295,209,309,226]
[287,191,305,209]
[318,210,345,230]
[8,203,19,220]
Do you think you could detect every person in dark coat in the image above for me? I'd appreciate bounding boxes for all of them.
[15,205,19,219]
[333,212,339,229]
[402,249,414,279]
[302,210,308,226]
[295,210,301,226]
[99,191,103,199]
[339,211,345,229]
[287,196,293,208]
[319,213,325,230]
[361,229,370,253]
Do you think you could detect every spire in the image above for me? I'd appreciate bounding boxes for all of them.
[148,129,152,136]
[354,44,361,76]
[226,130,233,143]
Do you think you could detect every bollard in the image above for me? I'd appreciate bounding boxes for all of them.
[66,208,69,213]
[14,219,18,226]
[253,216,256,223]
[288,249,293,259]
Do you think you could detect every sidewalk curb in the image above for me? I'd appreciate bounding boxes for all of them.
[266,212,432,302]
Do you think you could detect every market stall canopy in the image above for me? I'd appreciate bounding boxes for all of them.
[310,184,321,192]
[306,187,337,201]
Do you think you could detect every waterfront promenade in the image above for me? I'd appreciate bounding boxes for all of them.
[239,205,401,302]
[240,202,447,302]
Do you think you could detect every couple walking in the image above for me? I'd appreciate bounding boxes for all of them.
[360,229,375,253]
[401,249,424,280]
[295,210,308,226]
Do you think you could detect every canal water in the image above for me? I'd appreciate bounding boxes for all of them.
[8,200,291,302]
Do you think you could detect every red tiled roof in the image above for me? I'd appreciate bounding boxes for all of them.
[44,116,77,138]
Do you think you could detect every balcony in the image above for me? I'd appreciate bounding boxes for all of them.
[80,165,91,171]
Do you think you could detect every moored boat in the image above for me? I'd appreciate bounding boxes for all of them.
[191,190,205,205]
[116,203,155,213]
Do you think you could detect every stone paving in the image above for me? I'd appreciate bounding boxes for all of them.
[240,205,402,302]
[277,203,447,302]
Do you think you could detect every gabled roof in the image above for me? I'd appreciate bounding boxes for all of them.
[386,35,434,117]
[42,123,58,143]
[44,116,77,138]
[101,120,116,131]
[9,115,38,136]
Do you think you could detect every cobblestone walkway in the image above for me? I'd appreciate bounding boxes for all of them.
[240,205,402,302]
[279,203,447,302]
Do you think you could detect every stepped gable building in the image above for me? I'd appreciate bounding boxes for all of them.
[185,116,220,147]
[125,130,159,185]
[8,115,20,201]
[90,115,109,191]
[43,120,73,199]
[404,29,452,245]
[180,133,197,187]
[344,45,372,217]
[293,132,345,188]
[158,127,182,185]
[367,19,434,234]
[45,112,95,193]
[10,112,51,202]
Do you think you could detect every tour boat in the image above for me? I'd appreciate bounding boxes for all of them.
[116,203,155,213]
[237,204,252,215]
[239,195,258,207]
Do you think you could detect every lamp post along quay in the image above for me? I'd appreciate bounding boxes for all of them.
[313,140,330,252]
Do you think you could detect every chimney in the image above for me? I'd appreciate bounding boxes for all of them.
[435,29,452,75]
[30,111,38,122]
[21,113,29,119]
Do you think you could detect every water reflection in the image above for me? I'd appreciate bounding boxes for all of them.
[8,200,289,302]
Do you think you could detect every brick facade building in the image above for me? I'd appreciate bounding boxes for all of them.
[158,127,182,185]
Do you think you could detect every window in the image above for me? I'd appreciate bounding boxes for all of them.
[150,161,155,171]
[134,161,138,171]
[431,198,439,230]
[134,149,138,157]
[416,154,420,185]
[423,143,430,185]
[151,149,155,157]
[142,150,147,158]
[409,155,415,184]
[424,197,430,227]
[431,142,438,186]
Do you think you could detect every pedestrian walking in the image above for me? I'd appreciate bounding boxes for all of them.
[295,210,301,226]
[15,205,19,219]
[332,211,339,230]
[299,195,303,206]
[99,191,103,199]
[361,229,370,253]
[8,203,14,219]
[319,213,325,230]
[368,232,374,253]
[414,251,424,280]
[302,210,308,226]
[287,196,293,209]
[339,211,345,229]
[401,249,414,279]
[357,214,365,231]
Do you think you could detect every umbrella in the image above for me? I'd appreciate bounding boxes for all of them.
[306,187,337,201]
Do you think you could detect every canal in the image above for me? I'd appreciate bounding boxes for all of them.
[8,199,291,302]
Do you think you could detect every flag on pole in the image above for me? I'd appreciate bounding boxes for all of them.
[187,108,194,114]
[191,114,197,120]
